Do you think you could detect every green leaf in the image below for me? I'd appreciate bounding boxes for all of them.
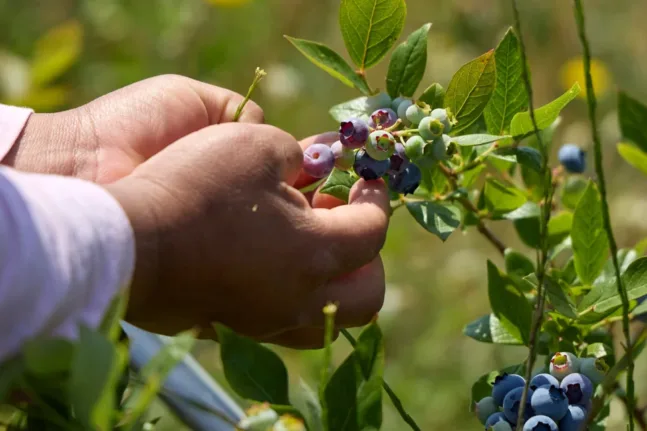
[505,249,535,279]
[545,277,578,319]
[406,201,461,241]
[617,142,647,176]
[319,168,358,203]
[503,201,540,220]
[548,211,573,248]
[0,359,24,401]
[23,338,75,376]
[285,36,371,95]
[483,178,527,215]
[93,343,129,431]
[99,292,129,342]
[484,28,528,135]
[386,23,431,98]
[324,354,359,431]
[450,134,510,147]
[515,147,543,172]
[31,20,83,88]
[487,261,532,345]
[572,181,608,286]
[561,176,588,210]
[416,158,448,196]
[70,326,116,430]
[633,298,647,317]
[445,50,497,134]
[354,323,383,430]
[510,83,581,137]
[339,0,406,70]
[618,92,647,152]
[329,94,391,122]
[215,324,289,405]
[299,379,323,431]
[418,83,445,109]
[463,314,524,345]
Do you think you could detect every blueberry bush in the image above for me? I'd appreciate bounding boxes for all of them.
[2,0,647,430]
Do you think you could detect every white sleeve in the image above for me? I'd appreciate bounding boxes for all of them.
[0,166,135,360]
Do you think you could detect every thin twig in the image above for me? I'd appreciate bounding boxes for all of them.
[572,1,635,428]
[457,196,506,256]
[614,386,647,431]
[233,67,266,122]
[340,329,421,431]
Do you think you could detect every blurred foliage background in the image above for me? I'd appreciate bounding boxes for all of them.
[2,0,647,429]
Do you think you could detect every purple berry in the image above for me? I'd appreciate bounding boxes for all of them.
[529,374,560,390]
[331,141,355,171]
[366,131,396,161]
[523,415,558,431]
[388,163,421,195]
[389,143,409,174]
[484,412,510,429]
[303,144,335,179]
[560,373,593,406]
[369,108,398,129]
[530,385,569,421]
[559,405,587,431]
[353,149,390,181]
[503,386,534,424]
[339,118,369,148]
[492,373,526,407]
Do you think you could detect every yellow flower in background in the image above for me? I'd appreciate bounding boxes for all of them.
[204,0,252,6]
[560,57,611,99]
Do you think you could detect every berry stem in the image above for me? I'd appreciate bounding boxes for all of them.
[340,329,421,431]
[233,67,267,122]
[392,129,419,137]
[319,303,337,430]
[572,0,635,428]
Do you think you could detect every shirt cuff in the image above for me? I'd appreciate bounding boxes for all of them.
[0,104,33,162]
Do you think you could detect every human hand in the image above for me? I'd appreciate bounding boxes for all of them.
[3,74,264,183]
[106,121,390,349]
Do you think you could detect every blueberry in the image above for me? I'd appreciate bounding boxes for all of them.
[560,373,593,406]
[559,404,587,431]
[522,415,558,431]
[339,118,369,148]
[389,143,409,174]
[579,357,608,385]
[490,421,513,431]
[558,144,586,173]
[430,108,452,133]
[405,103,427,125]
[391,96,407,111]
[388,163,421,195]
[419,116,444,141]
[475,396,499,425]
[530,385,569,421]
[353,149,390,180]
[484,412,510,430]
[404,136,425,161]
[396,100,414,125]
[369,108,398,129]
[549,352,580,380]
[503,386,534,424]
[366,131,396,161]
[492,373,526,407]
[331,141,355,171]
[303,143,335,179]
[529,374,560,390]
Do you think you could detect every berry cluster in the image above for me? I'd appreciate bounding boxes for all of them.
[474,352,608,430]
[302,96,456,196]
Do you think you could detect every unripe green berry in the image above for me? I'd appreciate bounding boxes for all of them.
[405,103,426,125]
[426,134,449,161]
[404,135,425,161]
[366,131,396,161]
[391,96,406,111]
[418,117,444,140]
[396,99,414,125]
[579,357,608,385]
[430,108,453,133]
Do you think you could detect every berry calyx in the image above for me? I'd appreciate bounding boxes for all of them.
[523,415,558,431]
[339,118,369,148]
[430,108,453,133]
[560,373,593,406]
[366,131,396,161]
[419,116,445,140]
[369,108,398,129]
[549,352,579,380]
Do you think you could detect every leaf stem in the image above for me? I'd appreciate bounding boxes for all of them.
[320,302,337,430]
[340,329,421,431]
[233,67,267,122]
[572,1,635,428]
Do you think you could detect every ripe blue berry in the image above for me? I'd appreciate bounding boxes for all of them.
[366,131,396,161]
[353,149,390,181]
[404,136,425,161]
[369,108,398,129]
[389,143,409,174]
[303,144,335,179]
[559,405,587,431]
[396,99,414,125]
[475,396,498,425]
[503,386,534,424]
[405,103,426,125]
[523,415,558,431]
[560,373,593,406]
[492,373,526,407]
[558,144,586,173]
[579,357,608,385]
[484,412,510,429]
[388,163,421,195]
[331,141,355,171]
[430,108,452,133]
[419,116,445,141]
[339,118,369,148]
[530,385,569,421]
[391,96,406,111]
[529,374,560,390]
[549,352,579,380]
